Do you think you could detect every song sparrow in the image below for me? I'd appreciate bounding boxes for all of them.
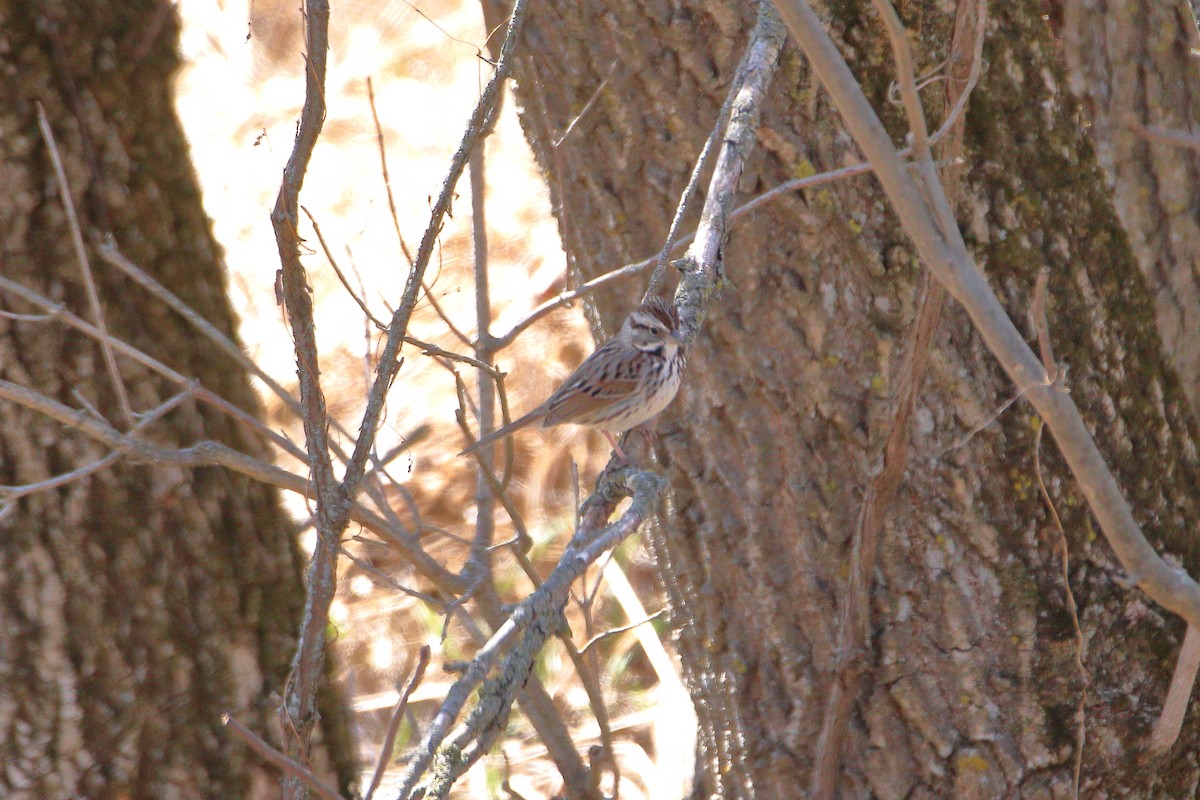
[460,297,686,456]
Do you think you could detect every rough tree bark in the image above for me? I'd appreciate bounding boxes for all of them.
[485,0,1200,796]
[1059,0,1200,412]
[0,2,352,798]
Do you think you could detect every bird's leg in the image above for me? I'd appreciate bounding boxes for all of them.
[602,430,628,461]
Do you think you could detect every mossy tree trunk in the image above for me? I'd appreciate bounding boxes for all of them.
[485,0,1200,796]
[0,2,352,798]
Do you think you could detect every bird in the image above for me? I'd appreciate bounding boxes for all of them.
[459,297,686,457]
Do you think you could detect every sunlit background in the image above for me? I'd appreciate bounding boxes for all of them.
[175,0,694,796]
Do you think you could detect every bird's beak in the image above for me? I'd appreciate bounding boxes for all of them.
[672,328,686,344]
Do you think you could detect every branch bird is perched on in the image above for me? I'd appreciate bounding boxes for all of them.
[460,297,686,457]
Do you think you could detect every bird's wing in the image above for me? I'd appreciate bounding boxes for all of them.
[543,378,639,425]
[542,344,640,426]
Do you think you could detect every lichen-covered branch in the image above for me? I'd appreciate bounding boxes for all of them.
[674,2,788,342]
[395,470,665,800]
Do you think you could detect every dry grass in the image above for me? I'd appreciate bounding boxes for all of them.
[175,1,692,796]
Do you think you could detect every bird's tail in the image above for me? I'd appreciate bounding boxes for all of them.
[458,410,543,456]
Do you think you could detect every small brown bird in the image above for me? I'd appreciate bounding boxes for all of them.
[460,297,686,457]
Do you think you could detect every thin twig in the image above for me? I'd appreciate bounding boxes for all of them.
[560,635,620,797]
[1034,419,1088,798]
[406,336,502,378]
[419,279,474,349]
[464,126,501,640]
[562,528,617,798]
[395,470,664,799]
[0,308,53,322]
[869,0,958,238]
[553,59,620,148]
[98,241,378,484]
[488,255,661,349]
[339,0,530,507]
[0,388,190,505]
[1031,267,1058,383]
[643,77,737,298]
[1148,624,1200,758]
[0,375,460,591]
[0,275,303,460]
[939,377,1055,454]
[453,374,532,553]
[223,714,345,800]
[301,207,389,329]
[579,609,667,655]
[1139,125,1200,151]
[364,646,431,800]
[366,75,416,265]
[36,102,134,426]
[339,548,446,608]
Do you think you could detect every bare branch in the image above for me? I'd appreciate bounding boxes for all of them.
[0,388,190,506]
[674,1,789,344]
[1031,267,1059,382]
[223,714,346,800]
[1139,125,1200,151]
[469,127,499,566]
[454,374,531,554]
[0,275,302,458]
[340,0,531,503]
[1149,624,1200,758]
[579,609,667,656]
[339,548,446,608]
[269,1,342,779]
[559,635,619,797]
[488,255,660,350]
[366,75,416,265]
[1034,419,1088,798]
[300,207,389,330]
[406,336,502,378]
[36,102,134,426]
[0,308,53,322]
[364,646,431,800]
[0,376,463,594]
[395,470,664,800]
[553,59,620,148]
[643,73,737,299]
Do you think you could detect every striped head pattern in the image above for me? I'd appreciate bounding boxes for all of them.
[622,297,683,360]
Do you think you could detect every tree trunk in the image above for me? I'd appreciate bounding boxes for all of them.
[489,0,1200,796]
[1059,0,1200,411]
[0,2,352,798]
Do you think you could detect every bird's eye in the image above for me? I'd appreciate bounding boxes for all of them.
[648,325,662,335]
